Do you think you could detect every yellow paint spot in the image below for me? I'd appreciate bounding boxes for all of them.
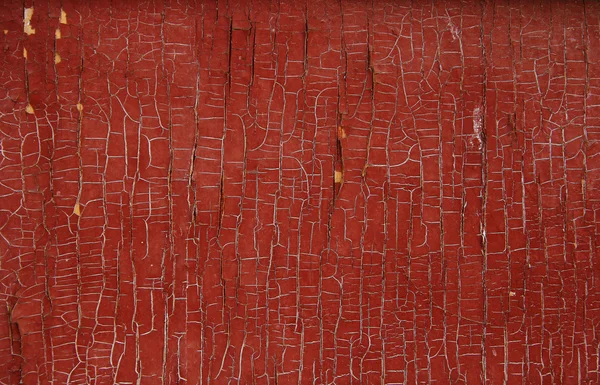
[25,104,34,114]
[24,7,35,35]
[73,201,81,216]
[76,103,83,112]
[23,48,27,59]
[60,9,67,25]
[55,28,61,39]
[55,53,61,64]
[337,126,347,139]
[509,291,516,297]
[334,171,343,183]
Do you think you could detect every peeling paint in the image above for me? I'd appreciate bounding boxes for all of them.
[73,201,81,216]
[334,171,343,183]
[472,106,483,150]
[1,2,599,384]
[60,9,67,24]
[23,7,35,35]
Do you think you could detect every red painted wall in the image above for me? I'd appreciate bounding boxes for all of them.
[1,1,600,384]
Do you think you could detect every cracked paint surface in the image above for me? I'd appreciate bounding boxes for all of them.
[1,1,600,384]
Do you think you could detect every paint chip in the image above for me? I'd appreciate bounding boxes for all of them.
[73,201,81,216]
[471,106,483,150]
[3,30,8,35]
[337,126,347,139]
[509,291,516,297]
[25,104,34,114]
[23,48,27,59]
[55,53,61,64]
[24,7,35,35]
[76,103,83,112]
[60,9,67,24]
[334,171,343,183]
[55,28,61,39]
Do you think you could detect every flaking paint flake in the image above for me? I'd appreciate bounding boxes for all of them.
[60,9,67,24]
[73,202,81,216]
[334,171,343,183]
[23,7,35,35]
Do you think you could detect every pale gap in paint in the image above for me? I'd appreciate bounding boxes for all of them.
[60,9,67,24]
[335,171,343,183]
[24,7,35,35]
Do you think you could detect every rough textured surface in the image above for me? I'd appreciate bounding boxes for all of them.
[1,1,600,384]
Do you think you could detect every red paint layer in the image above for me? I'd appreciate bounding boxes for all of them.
[1,1,599,384]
